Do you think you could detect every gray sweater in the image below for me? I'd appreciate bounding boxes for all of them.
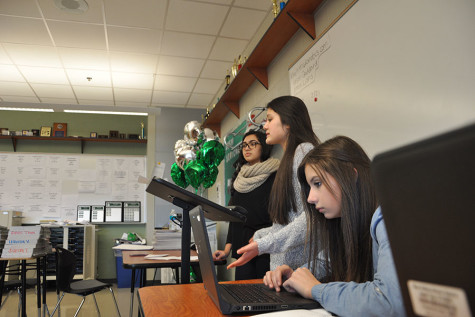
[253,142,314,270]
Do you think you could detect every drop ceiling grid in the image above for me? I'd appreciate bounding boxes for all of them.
[0,0,272,109]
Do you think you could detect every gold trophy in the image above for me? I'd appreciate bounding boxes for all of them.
[272,0,279,18]
[231,58,238,78]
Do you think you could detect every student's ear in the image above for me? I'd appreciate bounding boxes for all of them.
[283,123,290,131]
[354,168,358,179]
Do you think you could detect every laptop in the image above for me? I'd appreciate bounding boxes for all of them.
[372,123,475,317]
[146,177,247,223]
[190,205,321,314]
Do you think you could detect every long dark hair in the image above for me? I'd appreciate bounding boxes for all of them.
[267,96,320,224]
[229,129,273,195]
[297,136,377,283]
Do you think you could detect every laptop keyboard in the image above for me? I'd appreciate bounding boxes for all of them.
[223,284,285,303]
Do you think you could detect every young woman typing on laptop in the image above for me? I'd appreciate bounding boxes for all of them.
[228,96,320,272]
[213,130,279,280]
[263,136,405,316]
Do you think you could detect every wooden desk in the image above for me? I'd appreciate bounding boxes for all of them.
[122,249,200,317]
[0,254,48,317]
[137,279,262,317]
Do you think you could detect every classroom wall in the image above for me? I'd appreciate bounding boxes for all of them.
[0,110,147,154]
[153,107,206,228]
[0,108,205,279]
[211,0,475,281]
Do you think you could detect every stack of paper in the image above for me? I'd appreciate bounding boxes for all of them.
[1,226,52,258]
[153,229,182,250]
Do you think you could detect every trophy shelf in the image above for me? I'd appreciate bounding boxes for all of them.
[0,135,147,153]
[202,0,324,135]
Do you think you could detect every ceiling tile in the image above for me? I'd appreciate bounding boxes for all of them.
[18,66,69,84]
[194,78,221,94]
[115,100,150,107]
[166,0,228,35]
[154,75,196,92]
[103,0,166,29]
[0,0,268,112]
[111,72,154,89]
[114,88,152,103]
[220,7,267,40]
[73,86,113,101]
[40,97,78,104]
[156,56,204,77]
[47,21,106,49]
[0,95,40,102]
[0,81,36,96]
[0,0,42,17]
[151,91,190,105]
[4,43,62,67]
[38,0,104,23]
[0,46,12,64]
[107,26,161,54]
[66,69,111,87]
[30,83,75,98]
[77,99,114,106]
[201,60,231,79]
[161,31,215,59]
[208,37,247,61]
[109,52,158,73]
[234,0,272,11]
[0,65,25,82]
[188,93,214,107]
[198,0,232,5]
[58,47,110,71]
[0,16,52,45]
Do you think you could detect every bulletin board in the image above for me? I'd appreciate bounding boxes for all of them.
[0,152,146,223]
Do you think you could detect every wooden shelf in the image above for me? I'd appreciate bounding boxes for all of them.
[202,0,324,135]
[0,135,147,153]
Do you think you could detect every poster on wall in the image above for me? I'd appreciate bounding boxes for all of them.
[0,152,146,223]
[223,120,247,204]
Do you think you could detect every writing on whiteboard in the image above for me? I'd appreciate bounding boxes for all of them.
[290,35,331,95]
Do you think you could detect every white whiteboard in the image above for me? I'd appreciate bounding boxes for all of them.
[0,152,146,223]
[290,0,475,158]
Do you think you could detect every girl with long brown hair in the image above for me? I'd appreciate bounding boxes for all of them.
[263,136,405,316]
[228,96,320,272]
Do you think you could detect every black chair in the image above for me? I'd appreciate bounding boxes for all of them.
[0,278,37,316]
[49,247,121,317]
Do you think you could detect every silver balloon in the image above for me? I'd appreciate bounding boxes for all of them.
[184,121,202,145]
[174,139,188,153]
[202,128,219,142]
[174,139,197,169]
[248,106,266,128]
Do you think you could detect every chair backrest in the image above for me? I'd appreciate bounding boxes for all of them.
[55,247,77,292]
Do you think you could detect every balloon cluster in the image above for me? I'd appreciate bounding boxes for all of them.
[171,121,225,190]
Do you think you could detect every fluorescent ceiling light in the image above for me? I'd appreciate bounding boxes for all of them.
[0,107,54,112]
[64,109,148,116]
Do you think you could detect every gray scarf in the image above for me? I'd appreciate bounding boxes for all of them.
[233,158,280,193]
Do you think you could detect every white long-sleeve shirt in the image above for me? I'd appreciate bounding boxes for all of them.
[253,142,314,270]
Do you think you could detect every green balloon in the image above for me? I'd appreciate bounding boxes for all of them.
[198,140,225,167]
[202,165,218,188]
[184,160,206,189]
[170,163,188,188]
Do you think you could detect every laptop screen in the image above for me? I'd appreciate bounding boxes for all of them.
[189,205,223,309]
[372,123,475,317]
